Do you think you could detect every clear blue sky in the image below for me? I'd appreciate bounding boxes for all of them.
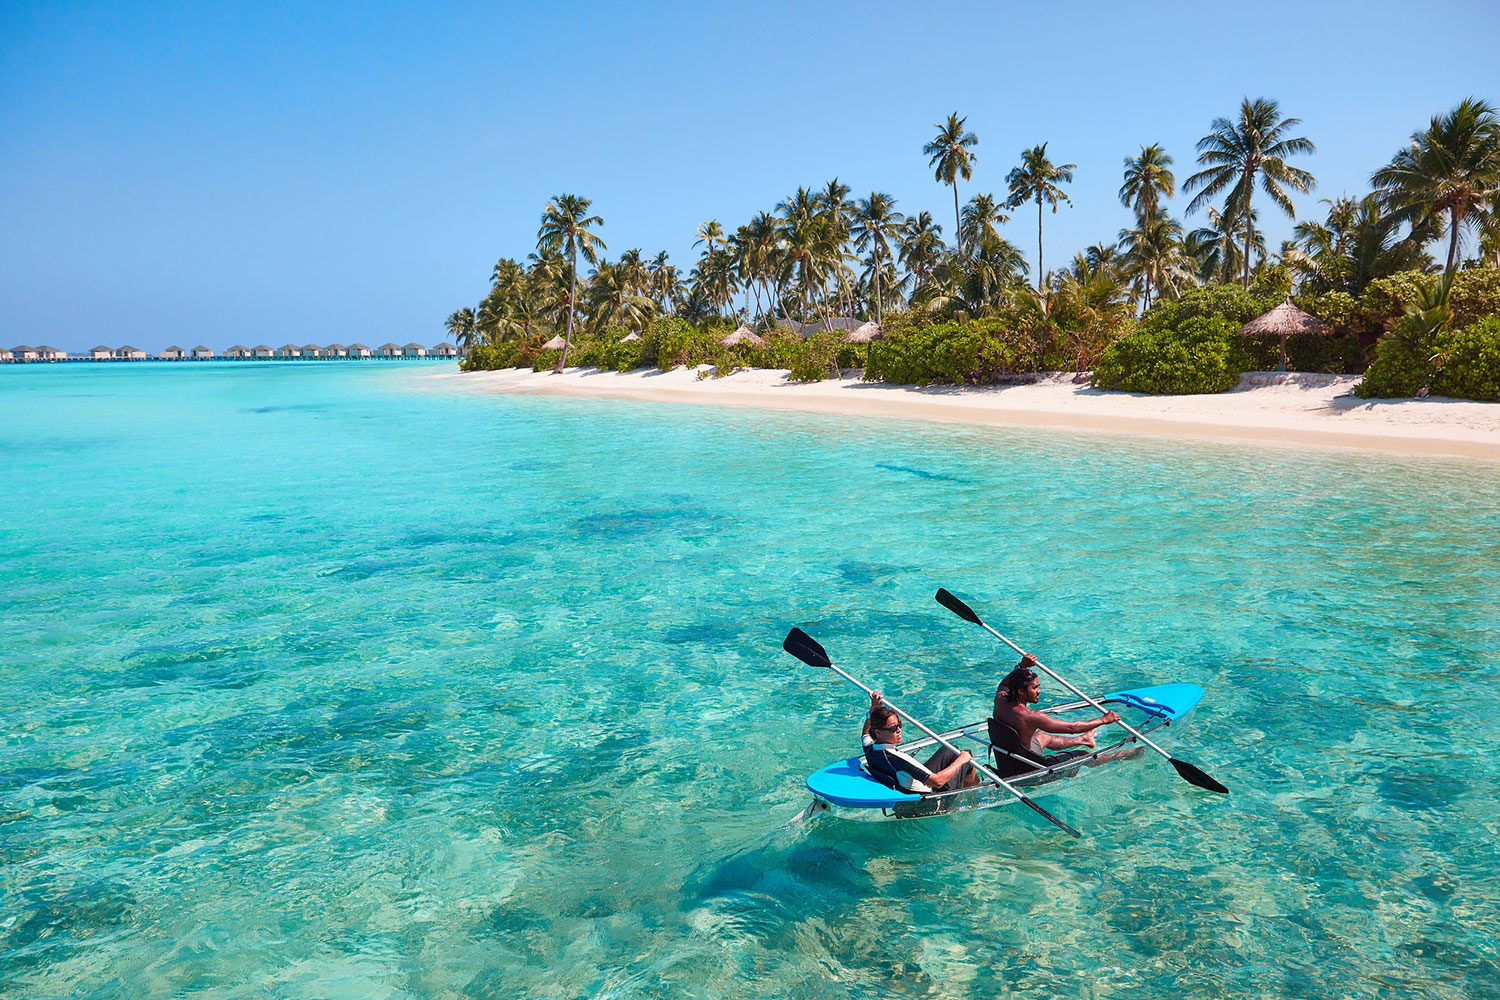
[3,1,1498,353]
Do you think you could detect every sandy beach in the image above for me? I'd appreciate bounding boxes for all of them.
[436,366,1500,460]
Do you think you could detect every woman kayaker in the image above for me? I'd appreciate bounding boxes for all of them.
[861,690,977,793]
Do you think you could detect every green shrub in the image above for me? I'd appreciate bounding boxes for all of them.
[1432,316,1500,401]
[786,330,843,382]
[532,349,563,372]
[459,342,521,371]
[863,318,1043,386]
[1452,267,1500,328]
[646,317,719,370]
[1091,316,1248,394]
[1138,284,1277,335]
[589,335,647,372]
[1300,290,1360,333]
[1358,271,1437,333]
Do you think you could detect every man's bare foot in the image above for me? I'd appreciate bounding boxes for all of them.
[1080,731,1097,749]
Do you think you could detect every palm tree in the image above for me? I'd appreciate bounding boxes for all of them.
[899,211,946,301]
[1289,195,1434,294]
[1118,215,1196,309]
[693,220,725,257]
[445,307,477,350]
[1372,98,1500,273]
[647,252,681,313]
[1005,143,1076,291]
[1120,144,1176,221]
[537,194,606,369]
[690,247,740,319]
[850,192,906,325]
[587,262,658,331]
[1185,98,1317,289]
[1186,206,1262,284]
[960,193,1009,252]
[819,179,855,316]
[924,112,979,252]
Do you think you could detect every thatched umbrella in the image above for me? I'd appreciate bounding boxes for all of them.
[619,331,641,342]
[1239,299,1329,372]
[842,321,884,368]
[541,335,571,352]
[718,325,766,348]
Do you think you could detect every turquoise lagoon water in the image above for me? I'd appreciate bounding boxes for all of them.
[2,361,1499,1000]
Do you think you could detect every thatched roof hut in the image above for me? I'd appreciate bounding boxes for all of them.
[540,335,571,351]
[842,321,884,344]
[719,325,766,348]
[1240,300,1329,338]
[1239,299,1330,371]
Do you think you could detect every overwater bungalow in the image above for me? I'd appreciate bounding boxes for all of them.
[402,342,427,358]
[0,347,13,362]
[11,345,39,361]
[160,345,186,360]
[117,346,147,360]
[36,346,66,361]
[430,342,460,358]
[191,345,214,360]
[348,343,371,358]
[90,345,113,360]
[325,343,348,358]
[225,345,251,359]
[276,344,301,359]
[253,345,274,359]
[301,344,322,359]
[378,342,403,358]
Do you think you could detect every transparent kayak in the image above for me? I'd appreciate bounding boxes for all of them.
[804,683,1203,819]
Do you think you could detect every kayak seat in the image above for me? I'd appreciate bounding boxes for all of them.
[986,718,1050,778]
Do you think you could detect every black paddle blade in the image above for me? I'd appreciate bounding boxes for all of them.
[1170,757,1229,794]
[1021,795,1082,838]
[935,588,981,625]
[782,627,831,668]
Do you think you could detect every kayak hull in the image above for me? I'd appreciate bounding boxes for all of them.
[805,682,1205,818]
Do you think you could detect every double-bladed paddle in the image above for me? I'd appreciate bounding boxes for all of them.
[782,627,1083,838]
[934,588,1229,795]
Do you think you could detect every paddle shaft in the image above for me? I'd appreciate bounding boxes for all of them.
[979,620,1176,764]
[824,662,1081,837]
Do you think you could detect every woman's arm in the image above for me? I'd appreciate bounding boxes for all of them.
[926,751,972,789]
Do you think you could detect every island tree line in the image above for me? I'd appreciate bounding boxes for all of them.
[447,97,1500,400]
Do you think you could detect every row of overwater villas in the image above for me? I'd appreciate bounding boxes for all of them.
[3,343,465,362]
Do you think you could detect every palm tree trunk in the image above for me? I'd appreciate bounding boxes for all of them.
[953,184,962,255]
[873,248,883,327]
[558,248,577,371]
[1036,195,1045,293]
[1243,215,1254,290]
[1447,205,1461,272]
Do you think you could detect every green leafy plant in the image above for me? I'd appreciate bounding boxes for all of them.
[1091,315,1248,394]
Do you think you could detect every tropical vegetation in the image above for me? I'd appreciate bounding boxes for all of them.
[450,97,1500,401]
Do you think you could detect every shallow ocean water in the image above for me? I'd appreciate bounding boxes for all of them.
[2,361,1498,999]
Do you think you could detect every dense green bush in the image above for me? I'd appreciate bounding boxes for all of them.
[1432,316,1500,401]
[1358,271,1437,334]
[863,318,1043,386]
[1091,316,1248,394]
[459,342,521,371]
[1137,284,1278,334]
[1299,290,1360,333]
[587,335,647,372]
[1452,267,1500,328]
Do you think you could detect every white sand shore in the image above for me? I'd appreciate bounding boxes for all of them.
[435,366,1500,460]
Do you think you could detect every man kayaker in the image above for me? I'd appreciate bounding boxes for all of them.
[990,653,1120,773]
[862,690,977,794]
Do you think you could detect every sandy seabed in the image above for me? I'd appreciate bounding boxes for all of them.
[434,366,1500,461]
